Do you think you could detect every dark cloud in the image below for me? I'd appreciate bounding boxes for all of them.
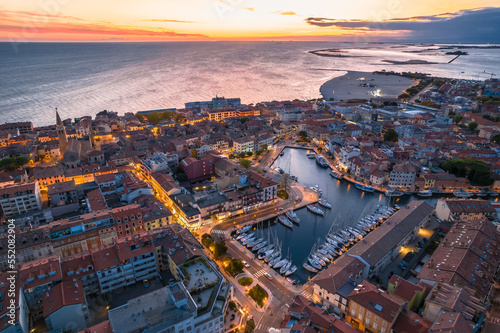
[305,7,500,43]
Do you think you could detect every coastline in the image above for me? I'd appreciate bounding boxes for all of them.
[320,71,415,101]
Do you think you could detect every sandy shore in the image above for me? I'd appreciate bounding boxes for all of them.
[320,71,414,101]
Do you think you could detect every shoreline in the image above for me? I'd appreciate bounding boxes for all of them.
[320,70,414,101]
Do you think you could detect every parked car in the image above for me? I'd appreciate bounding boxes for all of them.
[242,260,250,268]
[398,263,408,270]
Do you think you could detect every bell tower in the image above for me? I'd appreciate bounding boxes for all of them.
[56,108,67,153]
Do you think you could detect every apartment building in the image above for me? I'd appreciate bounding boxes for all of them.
[345,281,405,333]
[388,162,416,188]
[0,182,42,218]
[232,137,255,154]
[435,198,496,222]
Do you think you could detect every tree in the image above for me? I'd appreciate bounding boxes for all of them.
[191,149,198,159]
[240,116,249,123]
[279,173,291,194]
[146,112,162,125]
[468,121,478,132]
[452,115,463,124]
[298,131,308,139]
[245,319,256,333]
[492,134,500,144]
[240,159,252,169]
[441,159,493,186]
[213,241,227,258]
[135,113,145,122]
[383,129,399,143]
[0,157,29,171]
[398,93,410,100]
[317,147,323,153]
[222,257,244,277]
[201,233,214,249]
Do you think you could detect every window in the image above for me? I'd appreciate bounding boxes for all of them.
[373,323,377,329]
[351,309,355,316]
[365,318,370,326]
[381,328,385,333]
[358,314,362,320]
[366,312,371,318]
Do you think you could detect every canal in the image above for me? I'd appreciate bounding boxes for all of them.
[252,147,438,284]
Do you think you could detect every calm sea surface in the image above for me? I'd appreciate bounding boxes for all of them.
[1,42,500,126]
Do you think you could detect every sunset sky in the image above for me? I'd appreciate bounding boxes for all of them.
[1,0,499,42]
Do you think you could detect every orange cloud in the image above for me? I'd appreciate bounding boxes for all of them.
[273,11,297,16]
[0,9,207,40]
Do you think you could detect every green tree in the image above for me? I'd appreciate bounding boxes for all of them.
[201,233,214,249]
[213,241,227,258]
[146,112,162,125]
[222,257,244,277]
[245,319,256,333]
[240,116,249,123]
[398,93,410,100]
[298,131,308,139]
[468,121,478,132]
[240,159,252,169]
[0,157,29,171]
[135,113,145,122]
[492,134,500,144]
[191,149,198,159]
[441,159,493,186]
[383,129,399,142]
[452,115,463,124]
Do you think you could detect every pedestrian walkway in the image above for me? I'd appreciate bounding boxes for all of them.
[255,323,272,332]
[300,290,313,300]
[210,229,227,236]
[254,269,267,278]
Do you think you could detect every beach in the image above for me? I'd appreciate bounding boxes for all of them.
[320,71,415,101]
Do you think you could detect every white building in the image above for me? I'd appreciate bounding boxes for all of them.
[233,137,255,154]
[92,234,158,294]
[145,153,179,172]
[0,182,42,217]
[338,146,361,169]
[388,162,416,188]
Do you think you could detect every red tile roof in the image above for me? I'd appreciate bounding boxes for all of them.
[43,281,86,317]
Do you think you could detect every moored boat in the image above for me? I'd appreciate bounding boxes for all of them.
[355,183,376,192]
[303,263,318,273]
[278,215,293,228]
[286,209,300,223]
[307,204,324,215]
[417,190,432,197]
[315,155,329,168]
[318,199,332,209]
[454,189,474,198]
[385,190,404,197]
[329,170,343,180]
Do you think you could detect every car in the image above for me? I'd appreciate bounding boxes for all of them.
[398,263,408,270]
[143,279,150,288]
[221,237,226,241]
[278,207,284,211]
[295,196,299,201]
[242,260,250,268]
[265,273,273,280]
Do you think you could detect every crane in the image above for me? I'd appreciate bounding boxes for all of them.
[483,71,496,79]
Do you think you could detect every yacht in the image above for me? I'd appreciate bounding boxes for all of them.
[237,225,252,234]
[303,263,318,273]
[417,190,432,197]
[355,184,375,192]
[318,199,332,209]
[454,189,474,198]
[286,209,300,223]
[329,170,343,180]
[285,265,297,276]
[307,204,324,216]
[280,261,292,275]
[306,151,316,159]
[278,215,293,228]
[279,151,284,156]
[385,190,404,197]
[274,258,288,269]
[315,155,329,168]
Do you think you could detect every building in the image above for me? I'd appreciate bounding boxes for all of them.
[0,182,42,218]
[207,109,237,122]
[56,110,68,153]
[435,198,496,222]
[91,234,157,294]
[152,224,205,278]
[232,137,254,154]
[423,283,485,332]
[388,163,416,188]
[347,201,433,277]
[181,156,217,182]
[33,165,66,191]
[345,280,406,333]
[311,254,367,317]
[43,281,88,333]
[387,275,427,311]
[108,283,197,333]
[284,295,358,333]
[19,255,63,320]
[0,272,30,333]
[417,219,500,300]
